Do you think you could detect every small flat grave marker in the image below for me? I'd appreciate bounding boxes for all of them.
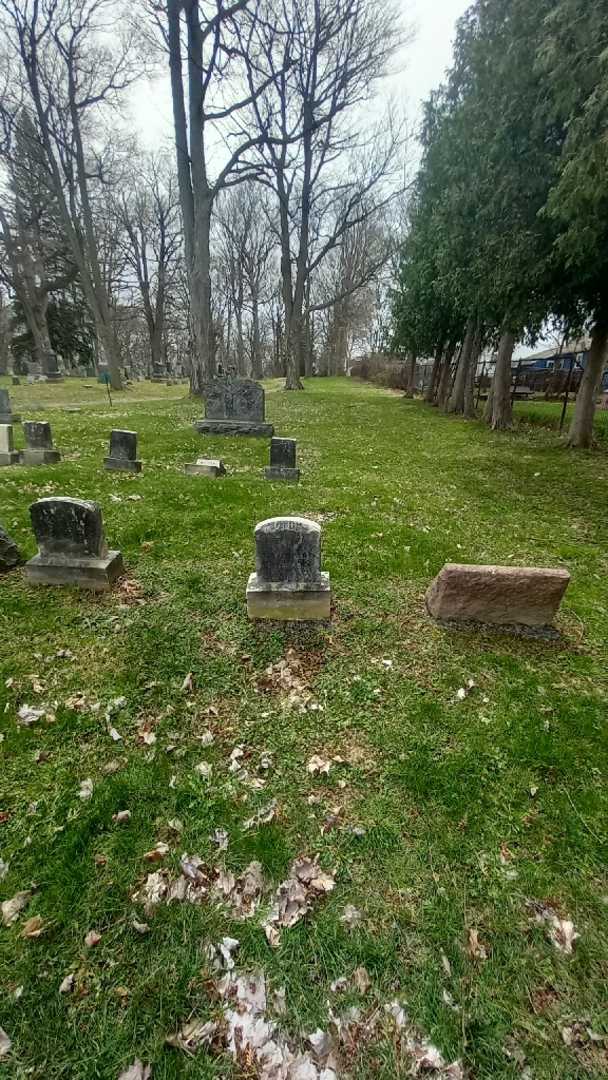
[184,457,226,477]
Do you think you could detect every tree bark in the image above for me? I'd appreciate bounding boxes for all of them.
[463,327,482,418]
[567,318,608,448]
[447,320,475,413]
[404,353,417,397]
[425,347,443,403]
[437,346,455,409]
[490,328,516,430]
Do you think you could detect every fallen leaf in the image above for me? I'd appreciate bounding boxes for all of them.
[143,843,170,863]
[79,779,94,801]
[0,858,8,881]
[118,1059,152,1080]
[307,755,332,775]
[263,857,335,946]
[352,966,371,994]
[113,810,131,824]
[0,1027,11,1059]
[59,973,75,994]
[195,762,212,780]
[17,704,46,726]
[181,672,194,693]
[132,920,150,935]
[21,916,46,939]
[85,930,102,947]
[2,890,31,926]
[467,927,488,961]
[340,904,362,928]
[166,1019,217,1054]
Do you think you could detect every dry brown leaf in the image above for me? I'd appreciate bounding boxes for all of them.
[2,890,31,926]
[59,973,75,994]
[467,927,488,961]
[118,1059,152,1080]
[85,930,102,948]
[21,916,46,939]
[0,1027,11,1059]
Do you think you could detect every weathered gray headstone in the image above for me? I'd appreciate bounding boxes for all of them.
[21,421,61,465]
[184,457,226,477]
[247,516,331,621]
[194,378,274,437]
[25,497,123,591]
[104,430,142,473]
[0,424,19,466]
[151,361,165,383]
[425,563,571,630]
[43,350,63,382]
[12,375,20,386]
[265,437,300,483]
[0,388,20,425]
[0,524,21,571]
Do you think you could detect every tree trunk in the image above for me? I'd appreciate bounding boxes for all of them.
[490,328,516,430]
[567,318,608,448]
[463,328,481,418]
[404,353,417,397]
[189,199,215,394]
[251,286,262,379]
[425,348,443,403]
[437,347,455,409]
[447,320,475,414]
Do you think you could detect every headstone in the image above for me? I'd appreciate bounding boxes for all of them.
[12,375,20,386]
[43,350,63,382]
[246,516,331,621]
[425,563,571,630]
[184,457,226,478]
[265,437,300,483]
[0,524,21,571]
[104,430,142,473]
[194,378,274,437]
[0,388,20,425]
[26,360,42,377]
[151,361,165,383]
[0,425,20,466]
[21,421,61,465]
[24,497,123,591]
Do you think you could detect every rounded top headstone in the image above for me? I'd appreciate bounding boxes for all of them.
[254,516,321,584]
[30,497,107,559]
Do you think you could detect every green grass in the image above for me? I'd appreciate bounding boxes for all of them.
[1,377,608,1079]
[514,398,608,442]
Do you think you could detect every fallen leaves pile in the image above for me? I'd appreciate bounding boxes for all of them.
[528,901,580,955]
[262,857,336,947]
[133,856,266,921]
[256,650,322,712]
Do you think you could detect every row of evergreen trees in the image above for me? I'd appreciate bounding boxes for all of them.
[391,0,608,447]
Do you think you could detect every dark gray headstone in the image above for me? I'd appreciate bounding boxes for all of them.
[0,524,21,571]
[31,498,107,559]
[205,379,265,422]
[270,438,296,469]
[255,517,321,584]
[0,388,19,424]
[43,350,63,382]
[24,421,53,449]
[12,376,20,386]
[25,497,123,591]
[109,430,137,461]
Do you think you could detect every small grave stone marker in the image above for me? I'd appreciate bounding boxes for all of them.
[25,497,123,590]
[246,516,331,621]
[21,421,61,465]
[0,524,21,571]
[43,350,63,382]
[184,457,226,477]
[12,375,20,386]
[0,424,19,466]
[425,563,571,631]
[104,430,142,473]
[194,378,274,437]
[265,437,300,483]
[0,388,20,425]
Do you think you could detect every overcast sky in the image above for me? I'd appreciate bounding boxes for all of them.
[129,0,470,150]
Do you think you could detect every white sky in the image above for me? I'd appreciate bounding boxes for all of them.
[129,0,470,150]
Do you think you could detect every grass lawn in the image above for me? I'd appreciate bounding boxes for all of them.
[1,377,607,1079]
[514,399,608,443]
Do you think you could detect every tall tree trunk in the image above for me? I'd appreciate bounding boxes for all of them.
[437,346,455,409]
[425,347,443,403]
[251,285,262,379]
[463,327,481,418]
[567,318,608,448]
[404,353,417,397]
[447,320,475,414]
[490,327,516,430]
[189,199,215,393]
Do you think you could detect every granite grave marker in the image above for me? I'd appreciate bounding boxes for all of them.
[0,424,19,466]
[104,430,142,473]
[265,437,300,483]
[194,378,273,437]
[0,388,20,425]
[25,497,123,590]
[21,421,61,465]
[246,516,331,620]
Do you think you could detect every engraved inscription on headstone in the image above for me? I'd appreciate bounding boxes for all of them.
[184,457,226,477]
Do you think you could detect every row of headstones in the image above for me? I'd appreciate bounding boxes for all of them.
[0,421,299,483]
[2,496,571,631]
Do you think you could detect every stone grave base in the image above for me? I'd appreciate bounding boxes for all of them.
[264,466,300,483]
[247,573,331,621]
[45,373,64,383]
[195,419,274,437]
[20,449,61,466]
[425,563,570,629]
[104,457,142,473]
[0,451,20,466]
[25,550,124,591]
[185,459,226,477]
